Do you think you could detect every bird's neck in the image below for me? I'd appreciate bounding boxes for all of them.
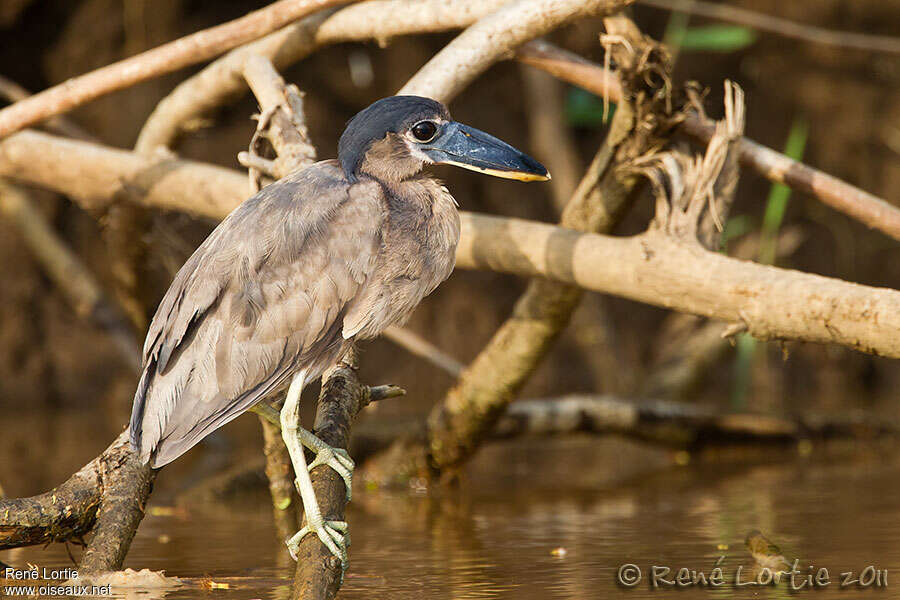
[357,134,424,183]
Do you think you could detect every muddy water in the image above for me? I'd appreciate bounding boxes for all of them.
[2,413,899,599]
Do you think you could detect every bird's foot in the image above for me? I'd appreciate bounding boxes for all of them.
[298,430,355,501]
[285,514,349,568]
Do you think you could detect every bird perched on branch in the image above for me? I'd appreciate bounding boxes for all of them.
[128,95,548,568]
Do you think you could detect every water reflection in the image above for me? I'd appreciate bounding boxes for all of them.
[3,438,898,599]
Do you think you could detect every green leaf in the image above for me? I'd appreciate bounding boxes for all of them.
[679,25,757,53]
[564,87,615,127]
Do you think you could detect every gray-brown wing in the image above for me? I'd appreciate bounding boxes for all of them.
[129,161,384,467]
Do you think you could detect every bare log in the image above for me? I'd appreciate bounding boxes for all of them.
[495,395,899,446]
[0,0,352,138]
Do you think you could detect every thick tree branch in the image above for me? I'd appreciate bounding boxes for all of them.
[0,0,352,139]
[399,0,634,102]
[0,432,155,574]
[2,130,897,358]
[456,215,900,357]
[290,351,404,600]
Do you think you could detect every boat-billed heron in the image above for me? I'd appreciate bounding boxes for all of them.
[129,95,549,568]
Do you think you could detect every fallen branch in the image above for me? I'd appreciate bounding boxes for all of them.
[494,395,900,447]
[198,393,900,491]
[0,0,352,138]
[2,131,898,358]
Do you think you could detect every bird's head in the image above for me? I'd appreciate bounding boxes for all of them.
[338,95,550,184]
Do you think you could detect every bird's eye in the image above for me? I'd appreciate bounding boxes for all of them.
[411,121,438,142]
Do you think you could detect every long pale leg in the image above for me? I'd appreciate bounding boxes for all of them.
[280,371,348,565]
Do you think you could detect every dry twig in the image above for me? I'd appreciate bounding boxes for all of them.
[0,180,140,371]
[135,0,513,153]
[0,0,352,138]
[639,0,900,55]
[515,41,900,242]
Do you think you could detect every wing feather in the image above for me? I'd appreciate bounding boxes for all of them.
[129,162,384,466]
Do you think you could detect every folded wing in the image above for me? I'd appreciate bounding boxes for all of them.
[129,162,383,467]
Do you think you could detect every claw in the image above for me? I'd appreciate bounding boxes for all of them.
[307,446,355,501]
[286,517,349,570]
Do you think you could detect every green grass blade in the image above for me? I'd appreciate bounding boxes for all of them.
[680,25,758,53]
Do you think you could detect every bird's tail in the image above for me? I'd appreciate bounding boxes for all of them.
[128,361,154,464]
